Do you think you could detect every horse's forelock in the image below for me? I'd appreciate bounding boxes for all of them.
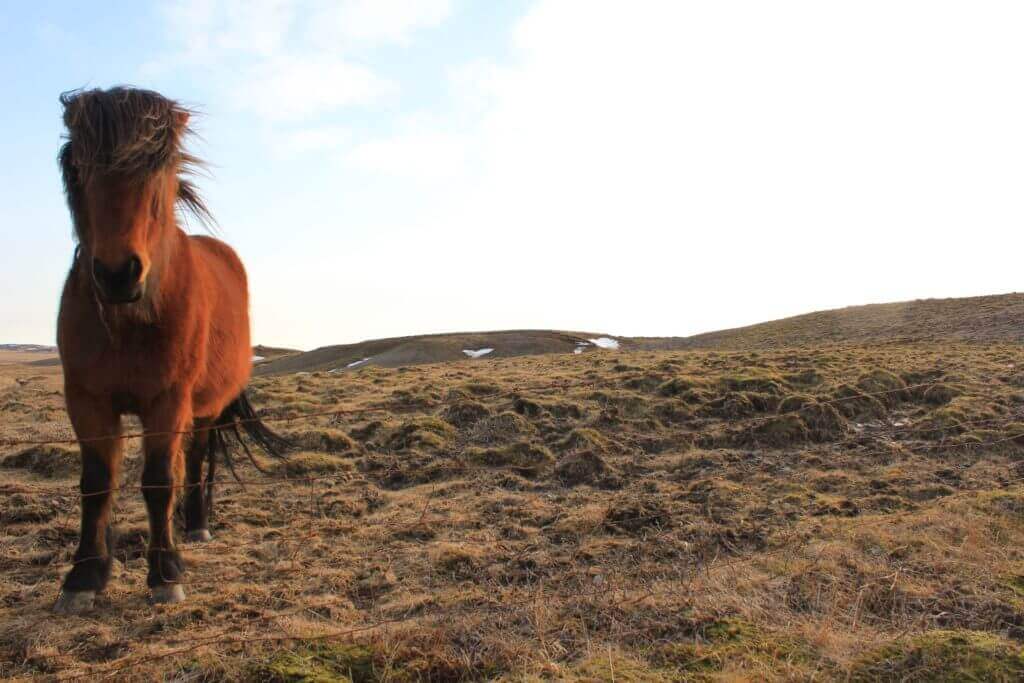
[58,87,214,232]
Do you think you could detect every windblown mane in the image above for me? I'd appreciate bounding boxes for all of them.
[58,86,213,234]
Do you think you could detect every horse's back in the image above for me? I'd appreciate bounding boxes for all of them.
[189,235,251,418]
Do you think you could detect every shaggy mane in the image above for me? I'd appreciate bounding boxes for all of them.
[58,86,213,233]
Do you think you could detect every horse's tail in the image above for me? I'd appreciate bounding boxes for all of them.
[209,390,290,485]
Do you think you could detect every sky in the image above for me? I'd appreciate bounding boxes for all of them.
[2,1,1022,350]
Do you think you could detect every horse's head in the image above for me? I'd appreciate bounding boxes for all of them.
[58,87,210,305]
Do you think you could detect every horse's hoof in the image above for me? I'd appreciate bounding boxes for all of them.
[53,590,96,615]
[150,584,186,605]
[186,528,212,543]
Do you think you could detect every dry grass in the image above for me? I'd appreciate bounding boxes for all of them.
[4,341,1024,680]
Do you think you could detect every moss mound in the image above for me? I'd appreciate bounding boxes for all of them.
[657,376,703,397]
[740,413,810,447]
[719,371,787,395]
[922,383,962,406]
[784,368,823,387]
[604,498,670,534]
[804,403,847,441]
[286,428,358,453]
[705,391,776,418]
[252,643,377,682]
[274,451,354,476]
[1,444,79,478]
[387,417,456,451]
[556,428,610,453]
[832,383,888,419]
[778,394,816,413]
[856,368,908,405]
[441,399,492,427]
[555,449,617,487]
[850,630,1024,682]
[466,441,554,475]
[467,411,535,444]
[653,618,811,677]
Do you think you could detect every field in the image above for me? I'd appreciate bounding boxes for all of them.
[4,336,1024,680]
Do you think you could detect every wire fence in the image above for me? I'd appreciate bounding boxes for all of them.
[4,373,1024,679]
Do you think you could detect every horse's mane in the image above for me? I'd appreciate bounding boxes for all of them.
[58,86,213,233]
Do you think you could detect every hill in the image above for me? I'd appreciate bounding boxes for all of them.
[257,293,1024,375]
[638,292,1024,350]
[255,330,620,375]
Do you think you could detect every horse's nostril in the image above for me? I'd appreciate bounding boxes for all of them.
[127,256,143,282]
[91,258,108,283]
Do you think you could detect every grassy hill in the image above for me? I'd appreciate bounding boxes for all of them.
[638,293,1024,350]
[255,329,617,375]
[258,293,1024,375]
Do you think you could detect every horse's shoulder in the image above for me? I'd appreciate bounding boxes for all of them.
[189,235,245,274]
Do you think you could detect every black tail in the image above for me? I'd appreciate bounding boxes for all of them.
[209,391,290,484]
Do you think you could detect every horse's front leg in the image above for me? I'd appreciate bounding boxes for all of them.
[55,386,123,614]
[141,390,191,604]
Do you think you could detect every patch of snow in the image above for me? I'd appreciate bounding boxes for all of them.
[251,355,266,362]
[573,348,584,355]
[327,357,371,373]
[588,337,619,350]
[463,348,494,359]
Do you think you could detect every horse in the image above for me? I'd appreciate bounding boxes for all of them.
[53,86,287,613]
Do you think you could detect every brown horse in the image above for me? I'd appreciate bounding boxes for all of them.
[54,87,286,613]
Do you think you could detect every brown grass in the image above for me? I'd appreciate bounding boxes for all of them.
[3,341,1024,680]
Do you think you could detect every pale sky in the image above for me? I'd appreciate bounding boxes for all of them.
[2,1,1022,350]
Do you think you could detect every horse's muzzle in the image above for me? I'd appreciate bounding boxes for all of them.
[92,256,144,305]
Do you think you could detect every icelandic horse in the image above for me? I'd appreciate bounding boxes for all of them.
[53,87,286,613]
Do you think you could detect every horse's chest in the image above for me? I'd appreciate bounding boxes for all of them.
[69,336,197,401]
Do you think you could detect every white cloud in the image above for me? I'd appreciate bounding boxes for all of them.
[149,0,450,123]
[273,125,351,157]
[231,55,394,121]
[328,0,1024,340]
[307,0,452,47]
[348,129,468,181]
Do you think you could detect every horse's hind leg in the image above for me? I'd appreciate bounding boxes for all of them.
[141,392,190,604]
[183,419,213,543]
[55,387,123,615]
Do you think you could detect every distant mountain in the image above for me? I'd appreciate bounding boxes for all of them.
[0,344,57,353]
